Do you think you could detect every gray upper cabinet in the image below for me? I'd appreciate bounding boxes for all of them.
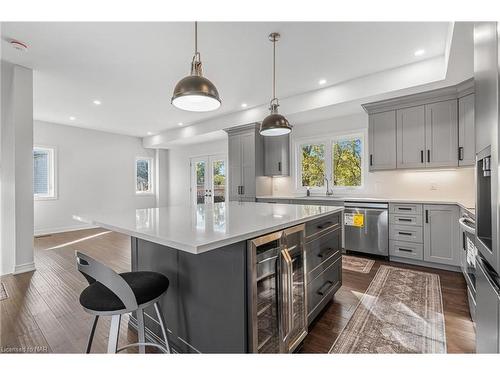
[458,93,475,166]
[363,78,474,171]
[368,110,397,171]
[226,124,263,201]
[425,100,458,168]
[396,105,426,169]
[423,204,460,266]
[264,134,290,176]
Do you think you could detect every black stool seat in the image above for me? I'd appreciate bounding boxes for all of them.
[80,271,169,312]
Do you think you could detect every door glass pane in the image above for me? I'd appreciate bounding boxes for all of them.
[212,160,226,203]
[196,161,206,204]
[300,144,325,187]
[332,138,362,187]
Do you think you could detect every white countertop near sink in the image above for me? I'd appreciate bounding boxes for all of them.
[73,201,343,254]
[256,195,475,215]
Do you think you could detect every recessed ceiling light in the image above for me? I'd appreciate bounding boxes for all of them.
[414,49,425,57]
[93,100,101,105]
[241,103,248,108]
[10,40,28,52]
[178,122,183,126]
[69,116,76,121]
[318,79,327,85]
[147,132,153,135]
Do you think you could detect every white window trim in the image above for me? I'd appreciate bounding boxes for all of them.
[293,129,366,194]
[135,156,154,195]
[33,145,58,201]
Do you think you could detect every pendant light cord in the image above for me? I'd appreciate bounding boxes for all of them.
[191,21,202,76]
[272,36,276,101]
[194,21,198,55]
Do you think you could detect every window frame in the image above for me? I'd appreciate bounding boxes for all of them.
[33,145,57,201]
[294,130,365,193]
[135,156,154,195]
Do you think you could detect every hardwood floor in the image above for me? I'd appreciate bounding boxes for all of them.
[0,228,476,353]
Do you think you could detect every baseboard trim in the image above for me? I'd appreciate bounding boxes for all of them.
[389,256,461,273]
[34,224,98,236]
[13,262,36,275]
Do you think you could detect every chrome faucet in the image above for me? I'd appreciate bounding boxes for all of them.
[324,177,333,196]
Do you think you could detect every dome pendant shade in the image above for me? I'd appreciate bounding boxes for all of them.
[260,32,292,136]
[260,104,292,136]
[172,74,221,112]
[171,22,221,112]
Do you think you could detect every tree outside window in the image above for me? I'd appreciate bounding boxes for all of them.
[301,144,325,187]
[136,158,152,193]
[333,138,362,187]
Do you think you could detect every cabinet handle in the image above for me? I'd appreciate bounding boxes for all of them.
[278,161,282,172]
[317,281,334,296]
[370,154,373,166]
[241,185,245,195]
[398,218,412,222]
[398,248,414,253]
[318,248,336,259]
[317,221,333,230]
[398,207,412,211]
[458,147,464,161]
[398,231,413,236]
[425,209,429,223]
[427,149,430,163]
[420,150,424,163]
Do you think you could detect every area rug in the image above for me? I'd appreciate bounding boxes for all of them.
[342,255,375,274]
[329,265,446,353]
[0,282,8,301]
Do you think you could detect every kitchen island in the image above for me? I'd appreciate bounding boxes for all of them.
[74,201,343,353]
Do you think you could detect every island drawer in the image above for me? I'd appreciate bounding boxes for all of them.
[389,213,423,226]
[307,256,341,324]
[389,240,424,260]
[389,224,423,243]
[389,203,423,215]
[305,229,341,281]
[305,213,341,242]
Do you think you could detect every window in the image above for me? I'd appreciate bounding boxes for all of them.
[332,137,362,187]
[136,157,153,194]
[297,133,364,190]
[300,143,326,187]
[33,146,56,199]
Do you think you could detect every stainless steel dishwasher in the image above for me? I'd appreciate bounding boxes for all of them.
[343,201,389,257]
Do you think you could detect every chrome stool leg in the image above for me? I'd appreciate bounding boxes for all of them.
[154,302,171,354]
[107,315,121,353]
[136,308,146,354]
[86,315,99,353]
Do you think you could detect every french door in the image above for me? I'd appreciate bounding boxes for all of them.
[190,154,227,205]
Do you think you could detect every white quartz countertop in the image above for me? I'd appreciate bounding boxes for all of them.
[74,201,343,254]
[256,195,475,215]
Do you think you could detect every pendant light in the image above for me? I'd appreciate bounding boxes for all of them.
[171,22,221,112]
[260,32,292,136]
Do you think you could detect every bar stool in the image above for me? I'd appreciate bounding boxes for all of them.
[75,251,171,354]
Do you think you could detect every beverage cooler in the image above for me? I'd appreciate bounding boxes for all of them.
[247,224,307,353]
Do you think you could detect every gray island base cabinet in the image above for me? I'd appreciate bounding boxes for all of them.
[128,211,343,354]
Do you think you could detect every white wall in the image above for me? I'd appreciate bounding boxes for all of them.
[261,112,476,207]
[33,120,159,235]
[1,61,35,276]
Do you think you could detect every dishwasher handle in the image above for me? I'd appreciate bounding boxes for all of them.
[344,202,388,209]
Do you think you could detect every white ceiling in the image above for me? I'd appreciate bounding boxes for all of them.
[2,22,450,137]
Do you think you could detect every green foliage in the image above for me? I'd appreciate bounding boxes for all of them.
[333,139,361,186]
[301,144,325,187]
[213,161,225,186]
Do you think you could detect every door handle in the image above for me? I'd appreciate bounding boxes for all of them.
[425,210,429,224]
[420,150,424,163]
[370,154,373,166]
[427,149,430,163]
[278,161,282,172]
[458,146,464,161]
[280,247,293,341]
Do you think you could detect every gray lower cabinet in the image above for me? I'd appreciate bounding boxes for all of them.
[369,110,397,171]
[264,134,289,176]
[423,204,460,266]
[458,93,475,166]
[226,124,263,201]
[396,105,426,169]
[304,212,343,324]
[425,100,458,168]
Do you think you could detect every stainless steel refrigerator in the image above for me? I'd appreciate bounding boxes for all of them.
[474,21,500,354]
